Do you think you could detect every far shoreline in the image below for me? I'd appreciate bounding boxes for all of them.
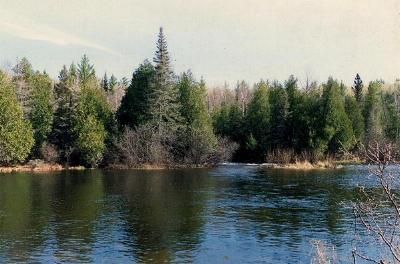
[0,159,361,174]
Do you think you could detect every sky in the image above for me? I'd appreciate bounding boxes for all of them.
[0,0,399,87]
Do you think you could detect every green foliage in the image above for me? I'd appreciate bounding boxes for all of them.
[148,27,182,132]
[352,73,363,102]
[269,83,289,149]
[75,115,106,167]
[51,66,79,162]
[74,79,114,166]
[29,73,54,155]
[102,72,109,91]
[245,81,270,159]
[321,78,354,153]
[109,74,117,91]
[364,81,384,143]
[345,95,365,144]
[382,92,400,141]
[177,72,217,164]
[178,72,210,127]
[78,55,95,85]
[117,60,155,128]
[0,71,34,164]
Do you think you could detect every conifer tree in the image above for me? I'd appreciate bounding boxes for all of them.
[117,60,155,128]
[148,27,182,133]
[109,74,117,91]
[321,78,354,153]
[364,81,384,143]
[30,73,54,155]
[352,73,363,103]
[246,81,271,160]
[345,95,365,144]
[102,72,109,91]
[78,55,95,85]
[0,71,34,164]
[269,82,289,149]
[51,66,79,163]
[177,72,217,163]
[58,65,69,84]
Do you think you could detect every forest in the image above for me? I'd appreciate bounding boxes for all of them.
[1,27,399,168]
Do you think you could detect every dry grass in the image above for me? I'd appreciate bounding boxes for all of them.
[264,149,338,170]
[0,160,85,174]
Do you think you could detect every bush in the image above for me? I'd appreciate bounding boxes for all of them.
[40,143,59,164]
[116,124,171,167]
[212,137,239,163]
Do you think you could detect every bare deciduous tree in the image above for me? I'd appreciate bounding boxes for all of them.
[352,140,400,263]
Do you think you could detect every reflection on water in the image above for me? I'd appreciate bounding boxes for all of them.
[0,165,381,263]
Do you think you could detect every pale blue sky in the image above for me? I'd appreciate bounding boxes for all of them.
[0,0,399,87]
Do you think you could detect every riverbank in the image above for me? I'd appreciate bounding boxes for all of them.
[260,160,341,170]
[0,161,85,173]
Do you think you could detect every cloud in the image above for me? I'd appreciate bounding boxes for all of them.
[0,11,120,56]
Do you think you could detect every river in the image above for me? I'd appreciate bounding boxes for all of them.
[0,165,390,263]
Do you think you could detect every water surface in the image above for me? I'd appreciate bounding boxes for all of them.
[0,165,385,263]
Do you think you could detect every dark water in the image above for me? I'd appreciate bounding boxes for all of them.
[0,165,387,263]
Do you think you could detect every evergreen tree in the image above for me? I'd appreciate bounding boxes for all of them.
[352,73,363,102]
[345,95,365,144]
[75,115,106,167]
[102,72,109,91]
[364,81,384,143]
[51,66,80,163]
[321,78,354,153]
[0,71,34,164]
[30,73,54,155]
[178,72,210,127]
[285,75,300,148]
[245,81,271,160]
[382,92,400,141]
[58,65,69,84]
[269,82,289,149]
[77,55,95,85]
[69,63,79,85]
[12,57,33,80]
[12,57,34,118]
[109,74,117,91]
[177,72,217,164]
[74,79,114,166]
[117,60,155,128]
[148,27,182,133]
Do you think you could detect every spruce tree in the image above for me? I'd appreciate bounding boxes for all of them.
[51,66,79,163]
[352,73,363,102]
[78,55,95,85]
[148,27,182,133]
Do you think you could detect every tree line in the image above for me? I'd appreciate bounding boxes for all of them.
[211,74,400,162]
[0,28,399,167]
